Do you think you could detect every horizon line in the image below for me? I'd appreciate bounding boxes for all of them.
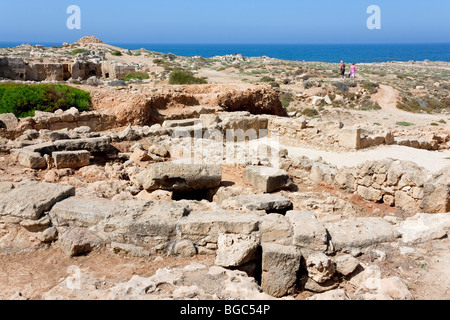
[1,41,450,46]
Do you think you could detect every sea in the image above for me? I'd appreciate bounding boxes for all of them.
[1,42,449,63]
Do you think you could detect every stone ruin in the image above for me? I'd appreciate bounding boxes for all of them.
[0,57,137,82]
[0,106,449,300]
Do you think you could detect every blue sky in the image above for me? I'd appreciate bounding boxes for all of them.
[0,0,449,44]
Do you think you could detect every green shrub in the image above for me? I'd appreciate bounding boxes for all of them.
[270,82,280,88]
[360,98,381,110]
[397,96,448,113]
[169,71,207,85]
[333,82,348,92]
[302,108,319,117]
[280,93,292,108]
[396,121,414,127]
[0,83,91,118]
[71,49,88,56]
[111,50,122,56]
[303,81,315,89]
[260,76,274,82]
[362,81,379,94]
[124,71,150,81]
[281,98,291,108]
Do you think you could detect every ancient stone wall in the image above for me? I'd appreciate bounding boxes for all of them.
[0,57,136,82]
[292,157,449,214]
[0,108,117,139]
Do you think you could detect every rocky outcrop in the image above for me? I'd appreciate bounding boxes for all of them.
[215,87,286,116]
[75,35,104,44]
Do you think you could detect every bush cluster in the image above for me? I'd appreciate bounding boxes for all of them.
[124,71,150,81]
[0,83,91,118]
[169,71,207,85]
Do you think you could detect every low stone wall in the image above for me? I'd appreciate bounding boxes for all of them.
[291,157,449,214]
[0,108,117,139]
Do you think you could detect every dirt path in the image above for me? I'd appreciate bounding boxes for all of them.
[246,139,450,173]
[373,85,446,124]
[374,84,404,115]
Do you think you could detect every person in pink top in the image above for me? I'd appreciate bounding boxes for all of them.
[350,63,356,79]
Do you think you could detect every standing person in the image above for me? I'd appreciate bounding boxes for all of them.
[350,63,356,79]
[339,61,346,80]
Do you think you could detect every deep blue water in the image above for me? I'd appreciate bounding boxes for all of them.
[1,42,449,63]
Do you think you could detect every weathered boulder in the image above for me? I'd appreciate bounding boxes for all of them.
[134,162,222,191]
[52,150,91,169]
[261,243,301,297]
[215,233,259,267]
[58,227,101,257]
[358,185,383,202]
[11,149,47,169]
[24,142,56,155]
[397,213,450,244]
[334,254,360,276]
[224,194,293,213]
[303,277,339,293]
[243,166,292,193]
[38,227,58,242]
[49,197,118,227]
[325,217,400,251]
[0,113,18,129]
[54,136,111,153]
[259,214,292,245]
[178,211,261,243]
[338,128,362,149]
[285,210,328,251]
[421,168,450,213]
[93,200,191,252]
[162,119,201,128]
[173,239,197,257]
[0,182,14,193]
[129,148,153,162]
[111,242,152,258]
[306,252,336,283]
[354,274,414,300]
[310,162,336,185]
[268,116,307,132]
[0,180,75,220]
